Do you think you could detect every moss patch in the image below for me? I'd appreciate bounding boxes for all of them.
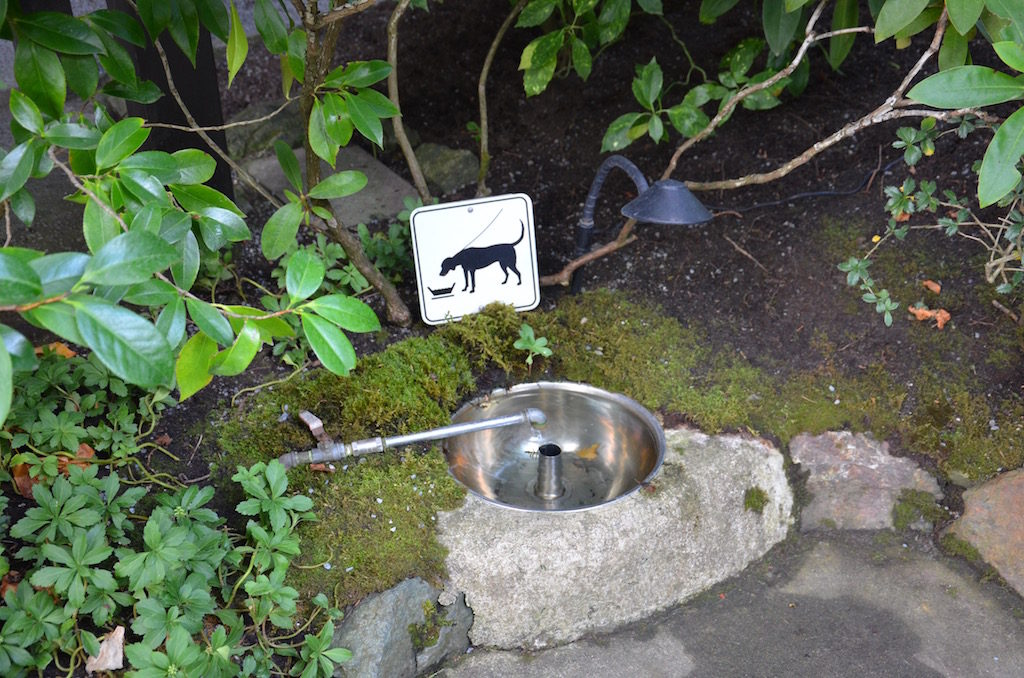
[409,600,453,652]
[743,486,769,514]
[891,488,948,530]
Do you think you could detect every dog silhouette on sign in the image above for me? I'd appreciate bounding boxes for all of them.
[440,221,524,293]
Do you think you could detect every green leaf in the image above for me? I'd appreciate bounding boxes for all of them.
[947,0,984,35]
[763,0,802,56]
[30,251,89,296]
[666,103,709,137]
[210,321,260,376]
[0,324,37,372]
[62,53,99,99]
[308,171,367,199]
[571,37,593,81]
[15,12,103,55]
[601,112,643,152]
[308,98,339,167]
[86,9,147,46]
[123,278,178,306]
[261,202,304,261]
[10,188,35,226]
[979,106,1024,206]
[286,249,325,303]
[938,26,970,71]
[324,60,392,89]
[986,0,1024,44]
[118,151,179,184]
[71,296,173,387]
[700,0,741,23]
[227,0,248,88]
[167,0,200,65]
[120,170,172,206]
[156,295,186,347]
[83,194,123,253]
[23,300,84,345]
[96,118,151,170]
[196,0,230,41]
[186,298,234,346]
[170,183,243,216]
[829,0,859,69]
[632,58,663,109]
[907,66,1024,107]
[994,41,1024,74]
[9,90,44,134]
[597,0,630,43]
[637,0,662,14]
[274,141,302,193]
[172,149,217,185]
[301,313,356,376]
[523,58,558,97]
[0,250,43,304]
[223,305,295,340]
[344,92,385,149]
[81,231,177,286]
[874,0,930,42]
[0,141,38,203]
[254,0,288,53]
[171,230,200,289]
[516,0,558,28]
[43,122,100,150]
[101,79,163,104]
[14,41,65,119]
[176,332,216,400]
[305,294,380,332]
[198,206,250,243]
[287,29,307,85]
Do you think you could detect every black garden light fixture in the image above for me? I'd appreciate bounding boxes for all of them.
[570,155,712,292]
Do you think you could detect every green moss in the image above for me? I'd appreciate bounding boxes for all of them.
[212,335,474,608]
[891,488,948,530]
[940,533,982,562]
[409,600,453,652]
[437,302,524,373]
[743,486,769,514]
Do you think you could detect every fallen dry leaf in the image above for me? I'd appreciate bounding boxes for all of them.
[908,305,935,321]
[309,463,335,473]
[57,443,95,475]
[33,342,76,358]
[576,443,599,461]
[11,464,35,498]
[922,279,941,294]
[153,433,172,447]
[1,571,22,599]
[893,211,911,222]
[85,626,125,674]
[934,309,951,330]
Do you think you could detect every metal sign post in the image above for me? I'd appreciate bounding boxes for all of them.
[410,193,539,325]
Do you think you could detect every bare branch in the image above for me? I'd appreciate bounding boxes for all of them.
[312,0,376,31]
[146,98,297,133]
[387,0,431,203]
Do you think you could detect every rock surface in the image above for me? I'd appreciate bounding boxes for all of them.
[949,469,1024,597]
[790,431,940,531]
[416,593,473,675]
[436,427,793,649]
[415,142,479,195]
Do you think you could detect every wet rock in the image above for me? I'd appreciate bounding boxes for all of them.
[791,431,940,531]
[949,469,1024,596]
[415,142,479,195]
[436,427,793,649]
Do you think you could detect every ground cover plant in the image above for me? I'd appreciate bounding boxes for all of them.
[0,0,1023,674]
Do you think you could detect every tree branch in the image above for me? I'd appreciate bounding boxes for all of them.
[312,0,376,31]
[387,0,431,203]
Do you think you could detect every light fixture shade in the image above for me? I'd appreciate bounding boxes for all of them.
[620,179,712,225]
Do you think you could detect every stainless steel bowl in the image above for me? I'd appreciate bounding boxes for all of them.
[445,382,665,512]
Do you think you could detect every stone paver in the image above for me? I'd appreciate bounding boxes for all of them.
[791,431,941,531]
[950,469,1024,597]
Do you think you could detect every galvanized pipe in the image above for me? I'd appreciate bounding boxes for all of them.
[278,408,547,469]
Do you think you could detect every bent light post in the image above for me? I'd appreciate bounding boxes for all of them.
[570,155,712,292]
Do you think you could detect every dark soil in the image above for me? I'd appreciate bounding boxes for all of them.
[212,0,1022,432]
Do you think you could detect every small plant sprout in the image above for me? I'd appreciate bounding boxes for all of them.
[514,323,553,370]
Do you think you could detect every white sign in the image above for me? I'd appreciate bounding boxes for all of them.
[410,193,540,325]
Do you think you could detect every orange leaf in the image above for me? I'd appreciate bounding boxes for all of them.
[894,211,911,222]
[908,306,936,321]
[58,443,94,475]
[576,443,599,461]
[309,463,334,473]
[1,571,22,599]
[11,464,36,498]
[934,309,951,330]
[154,433,172,447]
[922,280,941,294]
[33,342,76,358]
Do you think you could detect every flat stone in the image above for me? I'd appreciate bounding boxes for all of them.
[790,431,940,531]
[436,427,793,649]
[416,593,473,675]
[244,145,416,226]
[415,142,479,195]
[332,577,434,678]
[949,469,1024,597]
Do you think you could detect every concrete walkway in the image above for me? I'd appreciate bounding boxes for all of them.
[438,530,1024,677]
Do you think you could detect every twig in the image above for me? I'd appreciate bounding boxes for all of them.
[312,0,376,31]
[146,98,297,133]
[2,201,11,247]
[539,234,637,286]
[387,0,431,203]
[476,0,529,197]
[724,234,772,277]
[991,299,1020,324]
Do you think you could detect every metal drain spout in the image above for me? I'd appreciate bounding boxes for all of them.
[278,408,547,469]
[535,444,564,500]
